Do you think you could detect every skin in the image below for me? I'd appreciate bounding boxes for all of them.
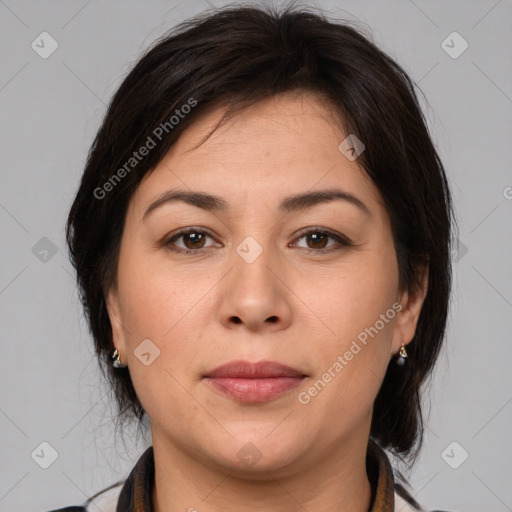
[106,90,428,512]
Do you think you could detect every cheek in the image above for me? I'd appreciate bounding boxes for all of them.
[117,247,199,338]
[115,258,203,423]
[304,248,399,346]
[297,249,398,408]
[116,248,214,384]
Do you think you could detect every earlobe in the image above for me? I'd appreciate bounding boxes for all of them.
[392,260,429,354]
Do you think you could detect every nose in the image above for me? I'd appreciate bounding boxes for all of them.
[217,240,293,333]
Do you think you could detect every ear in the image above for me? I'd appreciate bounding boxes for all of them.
[391,259,429,355]
[106,286,128,363]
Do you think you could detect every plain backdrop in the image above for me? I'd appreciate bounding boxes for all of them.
[1,1,511,511]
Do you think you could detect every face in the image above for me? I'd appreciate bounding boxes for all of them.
[107,90,427,477]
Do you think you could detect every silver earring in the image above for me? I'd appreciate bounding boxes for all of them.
[396,343,408,366]
[112,348,127,368]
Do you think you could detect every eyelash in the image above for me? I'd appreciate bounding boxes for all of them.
[162,227,352,255]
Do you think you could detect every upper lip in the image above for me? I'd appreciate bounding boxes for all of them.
[204,360,305,378]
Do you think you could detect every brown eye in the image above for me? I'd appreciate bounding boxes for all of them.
[164,228,220,254]
[181,232,207,249]
[304,232,329,249]
[292,228,352,253]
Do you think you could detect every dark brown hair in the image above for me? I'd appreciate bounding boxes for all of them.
[66,3,453,465]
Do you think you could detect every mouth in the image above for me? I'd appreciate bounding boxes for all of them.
[203,360,307,403]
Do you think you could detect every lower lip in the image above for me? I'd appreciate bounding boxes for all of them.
[205,377,304,403]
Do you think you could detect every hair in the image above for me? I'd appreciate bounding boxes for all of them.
[66,2,453,469]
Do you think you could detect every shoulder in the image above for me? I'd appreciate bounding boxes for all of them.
[48,481,454,512]
[45,482,123,512]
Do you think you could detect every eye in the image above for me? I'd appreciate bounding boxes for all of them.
[163,226,351,255]
[163,228,221,254]
[290,228,352,253]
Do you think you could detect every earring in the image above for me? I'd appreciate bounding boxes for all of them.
[112,348,127,368]
[396,343,408,366]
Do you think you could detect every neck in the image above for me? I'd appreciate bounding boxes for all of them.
[151,431,373,512]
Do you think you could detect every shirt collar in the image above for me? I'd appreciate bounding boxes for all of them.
[116,439,395,512]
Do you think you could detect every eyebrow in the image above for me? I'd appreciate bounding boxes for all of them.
[142,188,371,221]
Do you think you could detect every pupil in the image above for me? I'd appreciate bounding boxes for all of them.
[186,232,204,248]
[309,233,327,248]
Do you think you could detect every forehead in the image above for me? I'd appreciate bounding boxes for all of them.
[130,91,385,218]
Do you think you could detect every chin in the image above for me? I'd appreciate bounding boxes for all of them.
[201,433,304,477]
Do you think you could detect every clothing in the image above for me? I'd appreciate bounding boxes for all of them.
[47,440,448,512]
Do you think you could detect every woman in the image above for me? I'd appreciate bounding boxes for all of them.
[52,4,454,511]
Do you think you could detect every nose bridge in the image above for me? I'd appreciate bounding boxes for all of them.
[231,232,281,296]
[228,196,281,277]
[216,230,293,331]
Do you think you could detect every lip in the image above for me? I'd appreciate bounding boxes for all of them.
[204,360,306,403]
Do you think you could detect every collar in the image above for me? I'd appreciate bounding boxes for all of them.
[116,439,396,512]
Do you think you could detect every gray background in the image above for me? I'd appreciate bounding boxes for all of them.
[1,0,511,511]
